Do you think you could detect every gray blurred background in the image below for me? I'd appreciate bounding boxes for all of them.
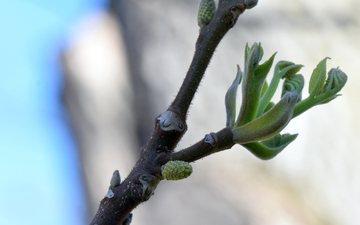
[62,0,360,224]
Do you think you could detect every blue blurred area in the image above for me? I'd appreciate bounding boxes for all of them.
[0,0,107,224]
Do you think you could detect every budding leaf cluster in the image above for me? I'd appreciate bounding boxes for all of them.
[225,43,348,159]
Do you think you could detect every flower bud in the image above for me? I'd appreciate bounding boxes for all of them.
[197,0,216,28]
[162,160,192,180]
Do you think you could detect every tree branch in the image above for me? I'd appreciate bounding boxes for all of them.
[167,127,235,163]
[169,0,246,118]
[89,1,255,224]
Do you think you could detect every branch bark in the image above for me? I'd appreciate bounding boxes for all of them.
[167,127,235,163]
[90,1,254,224]
[170,0,246,118]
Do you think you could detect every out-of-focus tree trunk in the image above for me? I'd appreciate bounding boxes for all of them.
[61,12,140,216]
[109,0,157,147]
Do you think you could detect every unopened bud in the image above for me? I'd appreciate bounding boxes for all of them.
[197,0,216,28]
[161,160,193,180]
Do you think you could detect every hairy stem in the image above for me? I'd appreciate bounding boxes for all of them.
[168,127,235,163]
[170,0,246,118]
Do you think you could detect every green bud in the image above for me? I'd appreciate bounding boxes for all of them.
[161,160,193,181]
[322,67,347,94]
[293,64,347,118]
[197,0,216,28]
[318,67,347,104]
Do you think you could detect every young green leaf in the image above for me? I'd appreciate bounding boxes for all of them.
[244,43,250,64]
[236,43,267,126]
[241,133,298,160]
[261,81,268,97]
[263,101,275,114]
[233,92,298,144]
[225,65,242,127]
[308,57,329,96]
[257,61,303,117]
[254,52,276,78]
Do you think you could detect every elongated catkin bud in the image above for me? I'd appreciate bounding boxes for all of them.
[197,0,216,28]
[161,160,193,180]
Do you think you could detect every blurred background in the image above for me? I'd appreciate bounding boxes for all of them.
[1,0,359,224]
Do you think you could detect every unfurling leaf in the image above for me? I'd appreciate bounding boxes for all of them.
[225,65,242,127]
[293,65,348,118]
[281,74,304,102]
[236,43,267,126]
[257,61,303,117]
[321,68,347,95]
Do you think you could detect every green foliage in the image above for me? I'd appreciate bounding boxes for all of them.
[257,61,303,117]
[309,57,329,96]
[235,43,269,126]
[225,43,347,159]
[225,65,242,127]
[233,91,298,144]
[293,60,347,118]
[242,133,298,160]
